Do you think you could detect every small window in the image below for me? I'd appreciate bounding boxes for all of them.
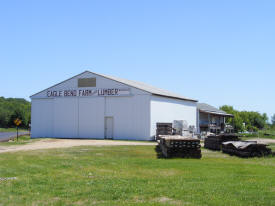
[78,78,96,87]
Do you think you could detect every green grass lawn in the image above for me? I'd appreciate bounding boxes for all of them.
[0,127,29,133]
[0,135,39,146]
[268,143,275,151]
[239,129,275,140]
[0,145,274,206]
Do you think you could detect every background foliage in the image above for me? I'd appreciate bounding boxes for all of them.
[271,114,275,127]
[0,97,31,128]
[220,105,271,132]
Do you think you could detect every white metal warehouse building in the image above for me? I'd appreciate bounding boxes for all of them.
[30,71,198,141]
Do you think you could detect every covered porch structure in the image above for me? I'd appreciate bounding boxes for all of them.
[197,103,234,134]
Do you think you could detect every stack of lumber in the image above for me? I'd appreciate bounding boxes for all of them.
[156,123,173,140]
[158,135,201,158]
[204,133,239,151]
[222,141,272,157]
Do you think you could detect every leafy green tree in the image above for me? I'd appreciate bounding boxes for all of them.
[233,113,244,132]
[0,108,10,127]
[271,114,275,126]
[0,97,30,128]
[219,105,269,132]
[219,105,235,125]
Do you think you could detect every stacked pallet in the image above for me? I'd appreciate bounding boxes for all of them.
[156,123,173,140]
[158,135,201,158]
[222,141,272,157]
[204,133,239,151]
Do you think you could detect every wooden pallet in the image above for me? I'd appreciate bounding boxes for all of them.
[158,135,201,158]
[221,141,272,157]
[204,133,239,151]
[156,123,173,140]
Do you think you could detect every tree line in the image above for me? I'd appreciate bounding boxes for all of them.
[0,97,31,128]
[272,114,275,127]
[220,105,274,132]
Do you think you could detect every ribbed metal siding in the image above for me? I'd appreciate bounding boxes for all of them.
[150,95,197,136]
[105,95,151,140]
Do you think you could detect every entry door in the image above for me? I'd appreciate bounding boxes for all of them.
[105,117,113,139]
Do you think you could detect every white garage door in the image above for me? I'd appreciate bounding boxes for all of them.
[53,98,78,138]
[105,96,150,140]
[31,99,54,138]
[78,97,105,139]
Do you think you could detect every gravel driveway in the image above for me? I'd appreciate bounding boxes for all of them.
[0,132,30,142]
[0,138,157,153]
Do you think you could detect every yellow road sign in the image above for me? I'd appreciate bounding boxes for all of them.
[14,118,22,126]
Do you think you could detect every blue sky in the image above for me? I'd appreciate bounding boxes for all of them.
[0,0,274,120]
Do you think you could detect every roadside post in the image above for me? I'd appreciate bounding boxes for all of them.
[14,118,22,141]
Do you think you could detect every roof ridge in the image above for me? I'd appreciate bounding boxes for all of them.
[31,70,197,102]
[198,103,234,116]
[89,71,197,102]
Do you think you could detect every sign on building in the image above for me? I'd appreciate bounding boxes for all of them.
[46,88,131,98]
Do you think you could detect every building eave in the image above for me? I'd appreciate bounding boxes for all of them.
[199,110,234,117]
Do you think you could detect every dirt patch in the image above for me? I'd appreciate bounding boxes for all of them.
[153,196,184,205]
[0,139,156,154]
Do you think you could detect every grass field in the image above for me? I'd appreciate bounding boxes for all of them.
[0,127,29,133]
[0,143,275,206]
[0,135,38,146]
[239,129,275,139]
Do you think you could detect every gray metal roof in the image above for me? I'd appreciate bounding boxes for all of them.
[30,70,198,102]
[198,103,234,117]
[90,71,198,102]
